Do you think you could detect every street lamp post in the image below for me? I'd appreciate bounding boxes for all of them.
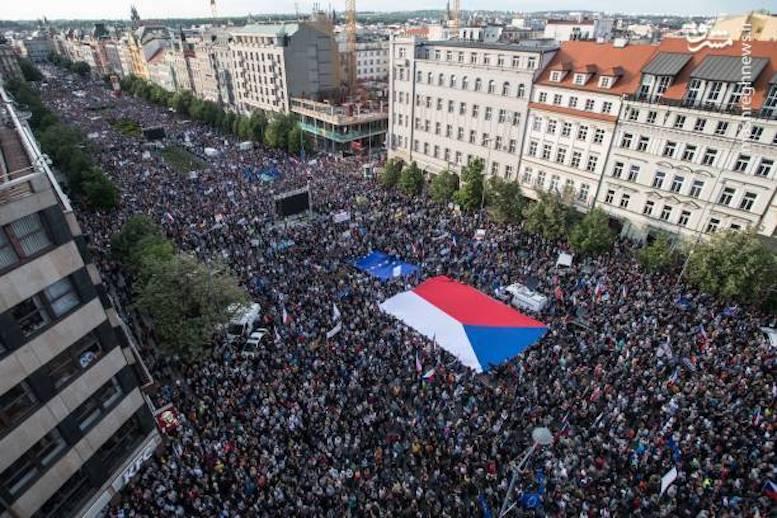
[498,426,554,517]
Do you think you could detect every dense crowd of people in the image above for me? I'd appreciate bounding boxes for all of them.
[37,71,775,517]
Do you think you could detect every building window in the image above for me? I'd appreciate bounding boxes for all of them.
[561,122,572,138]
[536,171,545,187]
[550,175,560,191]
[628,108,639,121]
[494,137,503,150]
[446,124,452,137]
[602,101,613,114]
[593,129,605,145]
[670,175,684,193]
[628,165,640,182]
[73,378,123,432]
[502,82,510,96]
[706,218,720,233]
[484,107,493,121]
[47,333,104,390]
[472,105,479,118]
[508,139,517,153]
[498,109,506,123]
[585,154,598,172]
[689,180,704,198]
[528,141,538,156]
[532,116,542,131]
[517,84,525,98]
[635,136,649,152]
[619,194,630,208]
[755,158,773,177]
[553,94,562,105]
[739,192,757,211]
[462,76,469,90]
[718,187,735,206]
[584,99,595,111]
[620,133,633,148]
[660,205,673,221]
[646,110,657,124]
[550,70,562,81]
[749,126,764,141]
[547,120,556,134]
[527,56,536,69]
[538,91,547,103]
[512,112,521,126]
[714,121,728,136]
[653,171,666,189]
[449,75,457,88]
[0,213,52,270]
[568,96,578,108]
[542,144,552,160]
[433,145,440,158]
[701,148,717,167]
[733,155,750,172]
[0,429,67,496]
[522,167,532,184]
[694,118,707,132]
[681,145,697,162]
[488,80,496,94]
[570,151,582,169]
[0,381,38,435]
[577,126,588,140]
[13,277,80,337]
[555,147,567,164]
[612,161,624,178]
[459,102,466,115]
[678,210,691,227]
[474,78,482,91]
[33,468,94,518]
[662,141,677,158]
[469,131,476,144]
[643,200,654,216]
[673,115,686,129]
[505,165,513,179]
[578,184,590,202]
[447,100,454,113]
[95,416,145,474]
[685,78,702,104]
[457,127,464,140]
[605,190,615,204]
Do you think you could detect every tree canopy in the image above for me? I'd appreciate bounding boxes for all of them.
[399,161,424,196]
[488,176,524,223]
[570,208,615,256]
[453,159,484,211]
[686,230,777,306]
[522,190,571,241]
[429,170,459,204]
[379,158,403,189]
[638,233,679,273]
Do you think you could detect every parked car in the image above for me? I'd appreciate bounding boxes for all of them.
[240,328,270,358]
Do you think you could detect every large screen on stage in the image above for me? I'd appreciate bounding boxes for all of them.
[275,190,310,217]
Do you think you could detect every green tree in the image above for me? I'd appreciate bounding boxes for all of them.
[379,158,403,189]
[429,170,459,204]
[135,254,248,360]
[263,117,287,149]
[248,110,267,140]
[686,230,777,305]
[287,124,312,156]
[398,161,424,196]
[570,207,615,256]
[70,61,91,77]
[453,159,484,211]
[488,176,524,223]
[522,190,571,240]
[638,233,679,273]
[18,59,43,81]
[111,215,161,262]
[80,169,118,210]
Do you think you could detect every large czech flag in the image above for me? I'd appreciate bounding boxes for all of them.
[380,276,548,373]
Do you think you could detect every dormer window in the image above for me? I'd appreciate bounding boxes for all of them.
[550,70,563,82]
[599,76,612,88]
[573,73,588,86]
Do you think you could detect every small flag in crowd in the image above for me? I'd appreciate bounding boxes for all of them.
[422,368,436,381]
[332,303,341,321]
[594,280,605,302]
[752,406,763,427]
[477,493,493,518]
[763,479,777,501]
[274,327,281,343]
[667,436,682,463]
[554,286,564,301]
[415,352,423,374]
[621,284,628,299]
[282,306,290,325]
[697,325,710,350]
[660,466,678,495]
[723,305,739,317]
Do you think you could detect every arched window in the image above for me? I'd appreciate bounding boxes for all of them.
[488,80,496,94]
[474,78,482,91]
[502,82,510,96]
[416,70,422,83]
[427,72,432,83]
[449,74,457,88]
[517,84,525,98]
[462,76,469,89]
[438,73,445,86]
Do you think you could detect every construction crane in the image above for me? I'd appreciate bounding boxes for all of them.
[210,0,218,20]
[345,0,357,96]
[449,0,460,31]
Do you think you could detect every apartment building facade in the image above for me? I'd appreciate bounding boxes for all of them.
[229,23,339,115]
[0,86,159,518]
[601,39,777,240]
[0,40,22,83]
[519,41,659,209]
[388,37,558,178]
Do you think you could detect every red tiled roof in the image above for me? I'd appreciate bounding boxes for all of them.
[536,41,660,95]
[528,102,618,123]
[656,37,777,109]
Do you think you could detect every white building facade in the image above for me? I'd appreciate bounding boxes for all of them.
[388,37,558,178]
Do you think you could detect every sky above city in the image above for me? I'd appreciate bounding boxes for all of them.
[3,0,773,20]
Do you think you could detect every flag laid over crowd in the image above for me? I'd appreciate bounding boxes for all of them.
[380,276,548,373]
[354,251,419,281]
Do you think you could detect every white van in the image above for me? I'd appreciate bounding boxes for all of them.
[225,303,261,343]
[499,283,548,313]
